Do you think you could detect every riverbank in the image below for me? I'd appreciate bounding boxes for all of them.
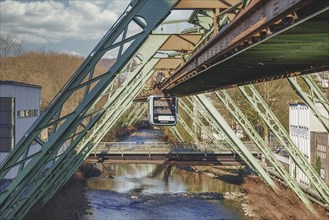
[191,166,329,220]
[25,171,90,220]
[241,176,328,220]
[25,164,329,220]
[184,164,328,219]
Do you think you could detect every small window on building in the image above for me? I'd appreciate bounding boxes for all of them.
[0,97,14,152]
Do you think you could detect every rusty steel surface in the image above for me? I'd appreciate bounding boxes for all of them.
[162,0,329,96]
[174,0,241,9]
[159,34,203,51]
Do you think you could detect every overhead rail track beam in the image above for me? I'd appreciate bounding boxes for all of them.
[161,0,329,95]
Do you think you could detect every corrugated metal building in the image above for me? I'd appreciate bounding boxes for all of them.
[0,81,41,181]
[289,103,328,185]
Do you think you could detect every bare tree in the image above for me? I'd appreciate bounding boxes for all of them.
[0,32,24,57]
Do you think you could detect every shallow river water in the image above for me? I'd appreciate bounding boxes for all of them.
[83,129,245,220]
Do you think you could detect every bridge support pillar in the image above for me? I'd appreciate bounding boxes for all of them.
[239,84,329,205]
[287,74,329,132]
[214,90,315,213]
[194,94,277,191]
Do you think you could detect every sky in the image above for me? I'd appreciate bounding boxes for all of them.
[0,0,193,57]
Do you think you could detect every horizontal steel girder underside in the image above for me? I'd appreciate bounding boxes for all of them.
[164,2,329,96]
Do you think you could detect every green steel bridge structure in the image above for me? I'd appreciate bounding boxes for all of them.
[0,0,328,218]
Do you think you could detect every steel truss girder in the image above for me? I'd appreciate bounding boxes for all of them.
[39,61,159,211]
[287,74,329,132]
[124,103,142,125]
[239,84,329,205]
[0,0,175,213]
[0,0,177,178]
[214,90,315,213]
[0,33,165,216]
[180,98,226,150]
[128,103,147,126]
[193,94,277,190]
[169,127,184,142]
[177,114,199,143]
[6,56,160,219]
[189,96,260,169]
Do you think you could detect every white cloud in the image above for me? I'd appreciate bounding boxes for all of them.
[16,33,48,44]
[0,0,129,43]
[61,49,83,57]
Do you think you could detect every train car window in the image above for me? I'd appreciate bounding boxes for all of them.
[148,95,178,126]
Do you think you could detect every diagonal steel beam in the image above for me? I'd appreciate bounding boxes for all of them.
[194,94,277,191]
[169,126,185,142]
[0,0,177,214]
[7,58,160,219]
[239,84,329,205]
[287,74,329,132]
[177,114,199,143]
[214,90,315,213]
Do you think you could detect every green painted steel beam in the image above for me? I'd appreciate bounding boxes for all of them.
[169,127,184,142]
[189,96,258,169]
[39,65,159,212]
[214,90,315,214]
[128,103,147,126]
[239,84,329,205]
[193,94,277,191]
[180,98,229,151]
[1,34,167,218]
[168,8,329,96]
[287,74,329,132]
[0,0,177,216]
[177,114,199,143]
[10,57,160,219]
[124,103,142,126]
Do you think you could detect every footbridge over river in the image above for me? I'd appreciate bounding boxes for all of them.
[85,141,261,165]
[0,0,328,218]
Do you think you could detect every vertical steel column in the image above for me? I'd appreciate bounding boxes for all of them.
[214,90,315,213]
[195,94,277,190]
[287,74,329,132]
[239,84,329,205]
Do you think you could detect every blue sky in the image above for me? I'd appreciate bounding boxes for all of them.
[0,0,193,57]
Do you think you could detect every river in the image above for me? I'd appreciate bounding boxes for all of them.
[83,129,246,220]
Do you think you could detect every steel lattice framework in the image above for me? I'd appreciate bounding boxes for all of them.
[1,0,328,218]
[0,1,178,218]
